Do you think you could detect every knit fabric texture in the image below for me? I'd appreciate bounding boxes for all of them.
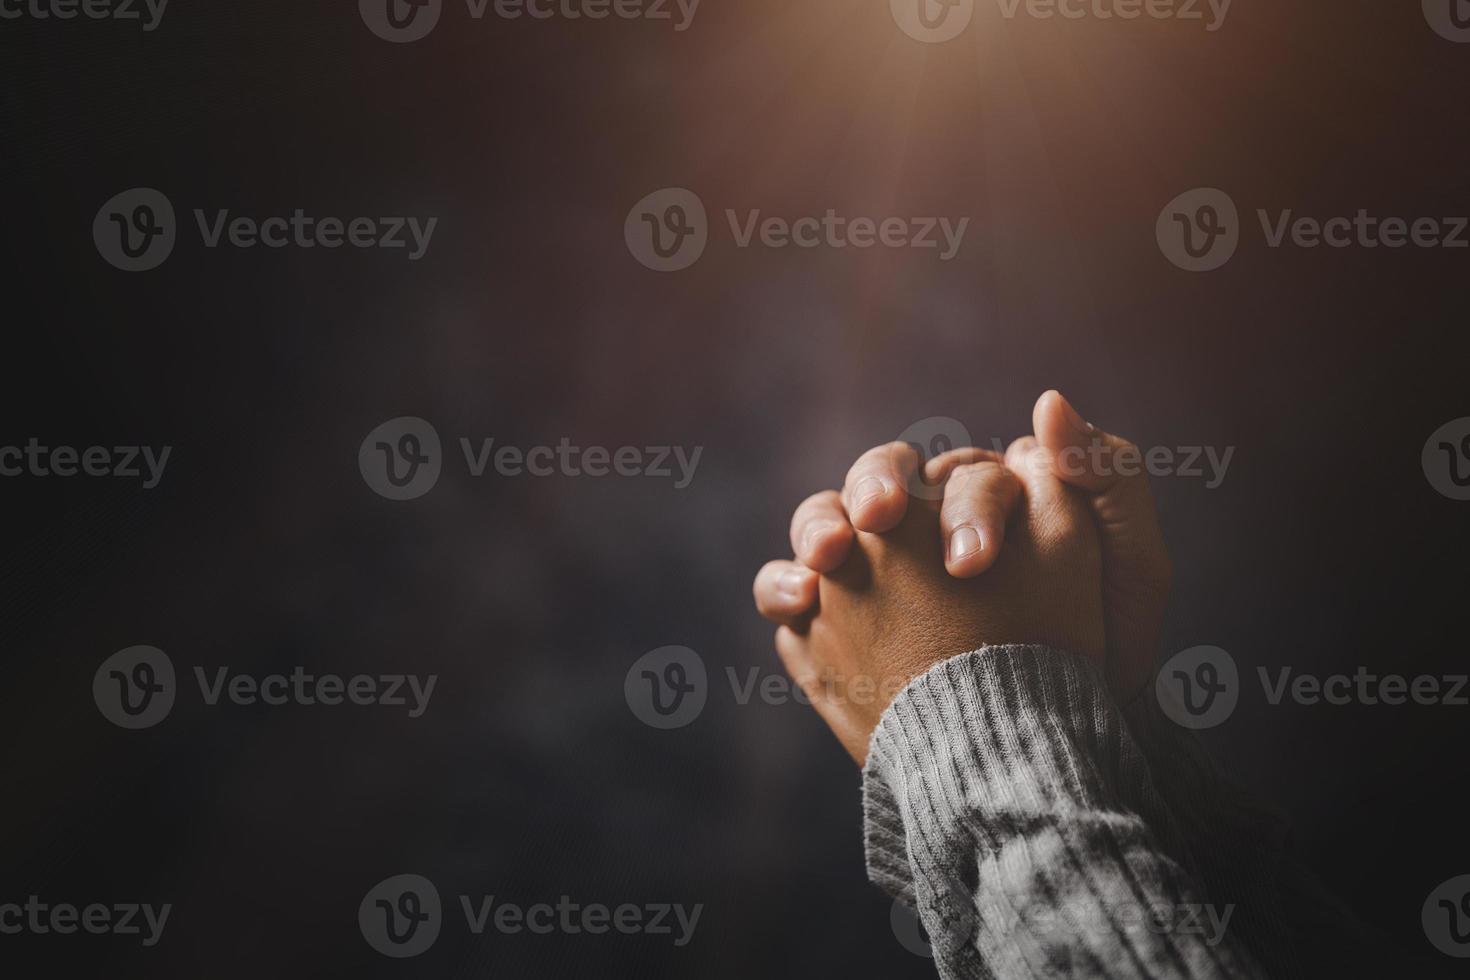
[860,645,1368,979]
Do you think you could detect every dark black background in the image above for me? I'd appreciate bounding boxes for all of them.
[2,0,1468,975]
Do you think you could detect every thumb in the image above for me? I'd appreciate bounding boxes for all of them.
[1032,390,1172,702]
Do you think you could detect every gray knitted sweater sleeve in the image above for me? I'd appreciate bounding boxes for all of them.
[862,645,1269,980]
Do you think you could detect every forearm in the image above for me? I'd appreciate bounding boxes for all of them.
[863,646,1264,980]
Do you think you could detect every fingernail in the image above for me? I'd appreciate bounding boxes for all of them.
[852,476,889,510]
[1057,392,1095,436]
[950,526,982,563]
[777,570,806,599]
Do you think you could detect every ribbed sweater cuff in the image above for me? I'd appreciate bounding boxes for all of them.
[863,644,1163,901]
[858,646,1258,979]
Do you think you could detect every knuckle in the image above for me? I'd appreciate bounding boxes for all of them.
[950,462,1014,506]
[951,459,1002,484]
[949,460,983,482]
[879,441,919,471]
[881,440,915,456]
[926,447,985,483]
